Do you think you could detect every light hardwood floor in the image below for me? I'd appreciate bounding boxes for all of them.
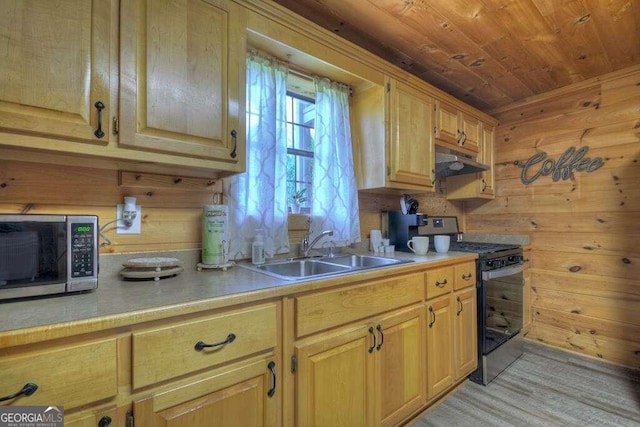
[411,340,640,426]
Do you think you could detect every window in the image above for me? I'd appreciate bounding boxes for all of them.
[285,92,315,213]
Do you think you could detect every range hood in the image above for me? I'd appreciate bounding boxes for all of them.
[435,149,489,177]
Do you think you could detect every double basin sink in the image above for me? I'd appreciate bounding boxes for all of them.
[240,254,413,281]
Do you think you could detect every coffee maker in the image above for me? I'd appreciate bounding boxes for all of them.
[384,211,460,252]
[384,211,427,253]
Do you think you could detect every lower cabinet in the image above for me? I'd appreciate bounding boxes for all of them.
[426,295,454,400]
[376,307,426,427]
[133,355,279,427]
[454,287,477,380]
[295,305,425,427]
[64,408,118,427]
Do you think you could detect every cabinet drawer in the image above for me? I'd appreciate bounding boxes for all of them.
[295,272,424,337]
[454,261,476,290]
[425,267,453,299]
[0,339,117,410]
[132,303,277,389]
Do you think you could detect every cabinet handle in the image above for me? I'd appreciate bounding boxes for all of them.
[368,326,376,353]
[94,101,105,139]
[376,324,384,351]
[0,383,38,402]
[428,306,436,328]
[194,333,236,351]
[267,361,276,398]
[462,273,473,281]
[230,129,238,158]
[460,131,467,145]
[435,278,448,288]
[481,179,487,192]
[456,296,463,316]
[98,416,112,427]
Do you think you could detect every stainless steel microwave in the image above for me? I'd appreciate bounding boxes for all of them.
[0,214,98,301]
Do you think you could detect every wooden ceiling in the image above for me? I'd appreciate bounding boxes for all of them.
[271,0,640,112]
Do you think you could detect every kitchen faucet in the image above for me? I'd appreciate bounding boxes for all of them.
[300,229,334,257]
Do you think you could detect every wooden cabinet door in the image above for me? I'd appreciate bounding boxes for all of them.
[0,0,115,144]
[376,306,426,427]
[426,295,454,400]
[479,124,495,196]
[120,0,243,165]
[387,79,435,189]
[434,101,460,146]
[295,326,375,427]
[454,288,478,380]
[460,114,480,153]
[134,356,278,427]
[64,408,118,427]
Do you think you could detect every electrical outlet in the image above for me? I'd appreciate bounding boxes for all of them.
[116,204,142,234]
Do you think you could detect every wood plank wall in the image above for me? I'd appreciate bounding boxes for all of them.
[0,160,461,254]
[464,65,640,369]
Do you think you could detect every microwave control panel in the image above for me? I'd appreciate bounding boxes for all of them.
[71,222,95,277]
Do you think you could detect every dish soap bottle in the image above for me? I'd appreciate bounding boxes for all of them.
[252,229,265,265]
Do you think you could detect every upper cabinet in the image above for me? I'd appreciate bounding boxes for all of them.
[119,0,243,164]
[0,0,116,144]
[0,0,245,178]
[435,100,480,155]
[446,122,496,200]
[351,77,435,193]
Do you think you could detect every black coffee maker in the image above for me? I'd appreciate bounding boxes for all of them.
[385,211,427,253]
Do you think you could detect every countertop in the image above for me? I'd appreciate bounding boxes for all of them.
[0,249,478,346]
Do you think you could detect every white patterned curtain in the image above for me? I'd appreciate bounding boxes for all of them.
[310,77,361,246]
[223,51,289,259]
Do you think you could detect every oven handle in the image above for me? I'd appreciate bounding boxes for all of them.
[482,263,524,280]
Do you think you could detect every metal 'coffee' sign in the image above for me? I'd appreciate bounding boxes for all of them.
[516,146,604,185]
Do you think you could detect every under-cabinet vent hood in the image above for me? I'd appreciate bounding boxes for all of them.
[435,149,489,177]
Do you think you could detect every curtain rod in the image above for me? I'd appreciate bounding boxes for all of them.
[288,67,353,95]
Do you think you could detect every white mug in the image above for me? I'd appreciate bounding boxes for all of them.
[407,236,429,255]
[434,235,451,253]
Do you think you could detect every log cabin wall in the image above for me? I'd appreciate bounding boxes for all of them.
[463,65,640,369]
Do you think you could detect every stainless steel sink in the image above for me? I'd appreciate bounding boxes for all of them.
[322,254,401,268]
[257,259,350,279]
[240,254,413,281]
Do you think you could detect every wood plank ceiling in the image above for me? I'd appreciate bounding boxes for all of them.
[271,0,640,112]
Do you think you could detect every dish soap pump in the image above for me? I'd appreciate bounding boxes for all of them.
[252,229,265,265]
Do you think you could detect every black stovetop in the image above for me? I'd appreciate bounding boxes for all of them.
[447,241,521,255]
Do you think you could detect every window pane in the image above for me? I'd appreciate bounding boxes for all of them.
[286,92,315,212]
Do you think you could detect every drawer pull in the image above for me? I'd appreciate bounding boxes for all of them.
[0,382,38,402]
[462,273,473,280]
[376,324,384,351]
[428,306,436,328]
[435,279,448,288]
[368,326,376,354]
[230,129,238,158]
[267,361,276,398]
[94,101,105,138]
[194,333,236,351]
[98,416,112,427]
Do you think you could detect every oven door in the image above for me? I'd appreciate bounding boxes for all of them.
[481,263,524,354]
